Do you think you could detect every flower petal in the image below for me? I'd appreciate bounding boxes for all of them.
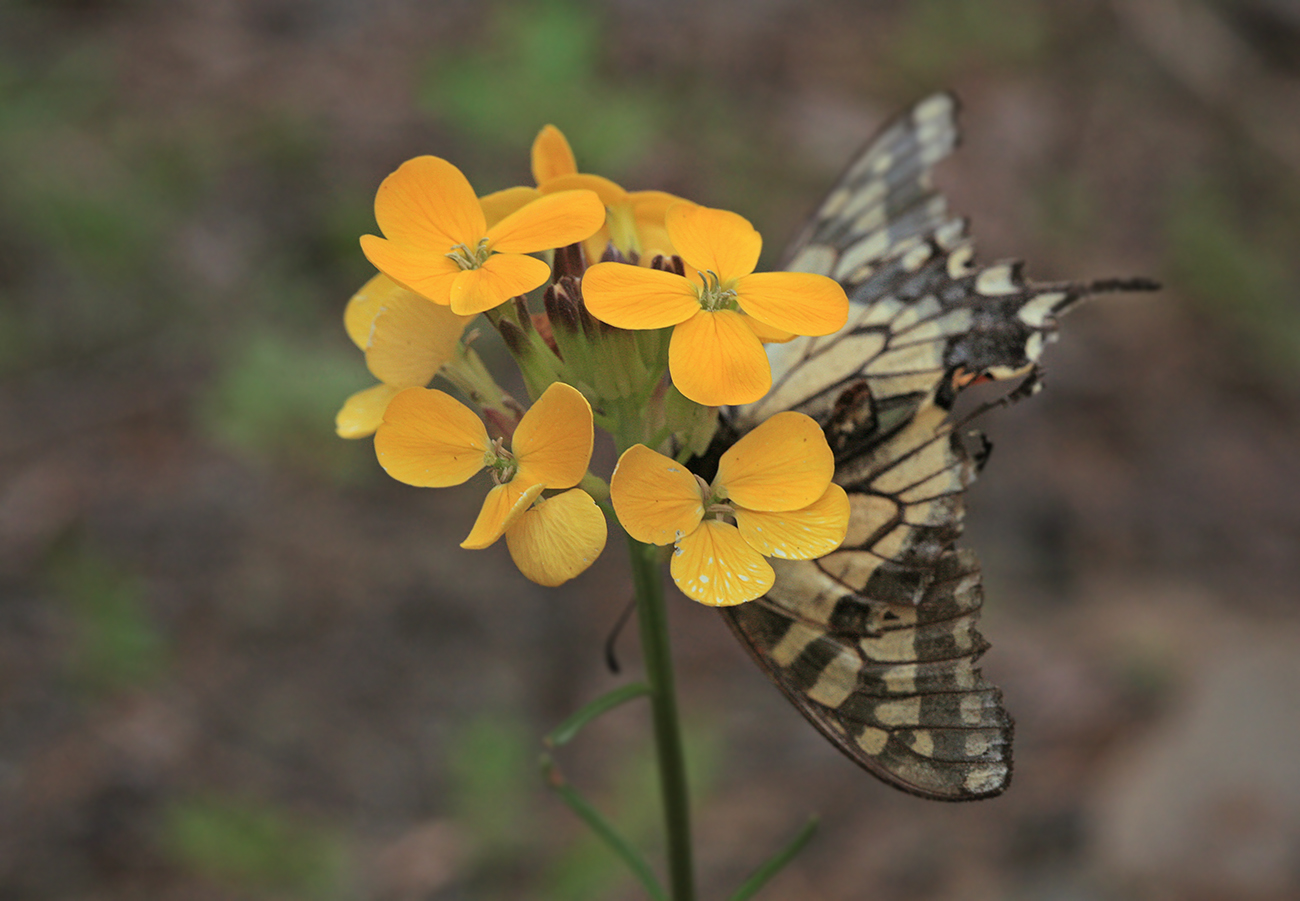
[374,387,490,487]
[715,411,834,512]
[734,483,850,560]
[665,203,761,281]
[360,235,462,306]
[630,190,688,225]
[531,124,578,184]
[449,253,551,316]
[372,155,485,249]
[540,172,627,207]
[486,190,605,255]
[582,233,613,267]
[635,224,675,262]
[336,383,402,439]
[632,191,690,260]
[480,186,541,229]
[668,309,770,406]
[741,314,797,344]
[670,519,774,606]
[505,489,608,586]
[367,294,472,387]
[462,481,545,550]
[344,273,396,350]
[609,444,704,545]
[735,271,849,337]
[582,263,699,329]
[512,381,593,489]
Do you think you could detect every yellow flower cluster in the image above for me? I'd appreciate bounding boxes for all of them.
[338,126,851,603]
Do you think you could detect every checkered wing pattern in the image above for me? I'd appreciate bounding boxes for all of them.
[722,93,1155,800]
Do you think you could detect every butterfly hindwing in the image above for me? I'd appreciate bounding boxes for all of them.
[725,549,1012,799]
[721,93,1154,800]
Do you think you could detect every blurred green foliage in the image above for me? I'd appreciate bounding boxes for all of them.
[447,711,537,858]
[541,716,722,901]
[49,541,166,695]
[888,0,1049,86]
[442,707,723,900]
[0,41,178,371]
[420,0,663,177]
[164,794,348,899]
[1165,179,1300,375]
[1033,173,1100,248]
[198,328,374,480]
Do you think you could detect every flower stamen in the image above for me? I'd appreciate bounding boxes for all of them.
[446,237,492,271]
[487,437,517,484]
[695,270,738,312]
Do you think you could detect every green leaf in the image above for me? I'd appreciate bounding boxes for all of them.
[49,543,166,695]
[164,795,347,899]
[728,816,819,901]
[544,682,651,748]
[541,755,667,901]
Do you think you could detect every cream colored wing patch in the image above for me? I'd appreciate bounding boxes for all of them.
[723,550,1012,800]
[716,92,1157,800]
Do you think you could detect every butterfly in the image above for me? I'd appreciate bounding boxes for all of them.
[712,93,1157,800]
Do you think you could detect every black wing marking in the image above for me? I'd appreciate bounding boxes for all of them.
[721,92,1156,800]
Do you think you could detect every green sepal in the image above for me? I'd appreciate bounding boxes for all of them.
[486,306,565,402]
[578,471,611,506]
[664,385,719,458]
[440,343,523,425]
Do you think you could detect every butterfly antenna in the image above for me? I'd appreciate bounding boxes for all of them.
[1086,276,1161,294]
[604,594,638,674]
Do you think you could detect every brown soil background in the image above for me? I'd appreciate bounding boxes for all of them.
[2,1,1299,899]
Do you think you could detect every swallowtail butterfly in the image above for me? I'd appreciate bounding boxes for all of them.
[712,93,1156,800]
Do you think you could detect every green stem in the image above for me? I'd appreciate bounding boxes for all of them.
[628,537,696,901]
[541,755,667,901]
[544,682,651,748]
[728,816,819,901]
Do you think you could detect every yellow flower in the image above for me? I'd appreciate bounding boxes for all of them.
[610,411,849,606]
[360,156,604,316]
[374,381,606,585]
[478,186,543,228]
[581,203,850,406]
[531,125,686,265]
[336,273,473,439]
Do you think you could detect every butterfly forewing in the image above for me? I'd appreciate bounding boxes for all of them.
[721,92,1154,800]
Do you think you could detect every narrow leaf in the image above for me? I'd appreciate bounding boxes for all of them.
[544,682,651,748]
[540,755,667,901]
[728,816,819,901]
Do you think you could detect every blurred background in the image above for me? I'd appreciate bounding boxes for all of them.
[2,0,1299,898]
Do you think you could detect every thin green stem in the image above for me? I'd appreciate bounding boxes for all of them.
[541,755,667,901]
[627,537,696,901]
[728,816,819,900]
[544,682,651,748]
